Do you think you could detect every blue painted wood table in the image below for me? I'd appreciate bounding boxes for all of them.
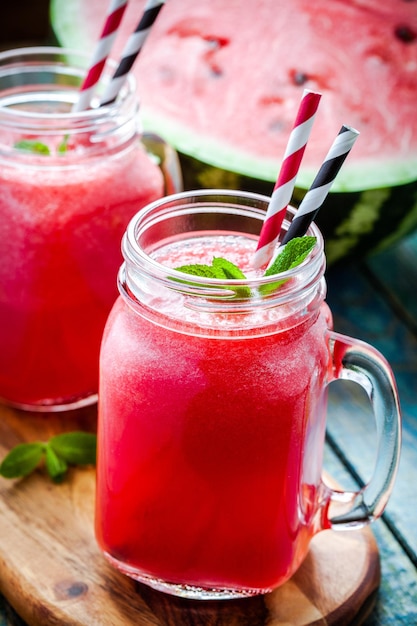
[0,231,416,624]
[324,231,417,625]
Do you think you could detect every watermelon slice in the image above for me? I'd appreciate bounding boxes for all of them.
[50,0,417,263]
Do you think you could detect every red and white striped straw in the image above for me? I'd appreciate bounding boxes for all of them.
[253,89,321,269]
[99,0,165,107]
[73,0,129,112]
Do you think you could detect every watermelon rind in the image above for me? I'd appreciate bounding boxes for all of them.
[49,0,90,53]
[50,0,417,264]
[176,153,417,265]
[139,108,417,193]
[50,0,417,193]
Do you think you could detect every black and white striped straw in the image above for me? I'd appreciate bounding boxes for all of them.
[280,125,360,245]
[100,0,165,106]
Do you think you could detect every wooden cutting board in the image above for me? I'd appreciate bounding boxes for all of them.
[0,403,380,626]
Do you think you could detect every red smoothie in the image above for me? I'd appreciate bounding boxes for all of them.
[96,235,330,594]
[0,141,164,408]
[0,47,168,409]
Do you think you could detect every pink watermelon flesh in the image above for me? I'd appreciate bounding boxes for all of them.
[51,0,417,191]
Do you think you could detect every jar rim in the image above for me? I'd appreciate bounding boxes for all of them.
[122,189,326,308]
[0,46,137,127]
[0,46,140,164]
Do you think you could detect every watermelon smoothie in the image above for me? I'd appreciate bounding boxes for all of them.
[96,193,332,596]
[96,191,402,598]
[96,277,329,594]
[0,48,165,410]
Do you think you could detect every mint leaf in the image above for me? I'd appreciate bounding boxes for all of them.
[14,140,51,155]
[175,264,220,278]
[0,432,97,482]
[49,432,97,465]
[259,237,317,296]
[212,257,246,279]
[174,256,251,298]
[264,237,317,276]
[45,444,68,483]
[212,258,251,298]
[175,257,246,280]
[57,134,70,154]
[0,442,44,479]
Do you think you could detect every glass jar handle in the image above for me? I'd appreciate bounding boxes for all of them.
[324,331,401,529]
[141,131,183,195]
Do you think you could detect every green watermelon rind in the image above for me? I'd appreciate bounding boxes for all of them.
[50,0,417,264]
[50,0,417,193]
[140,109,417,193]
[50,0,90,52]
[177,152,417,264]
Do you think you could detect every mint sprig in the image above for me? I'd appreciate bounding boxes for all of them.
[212,257,247,280]
[260,237,317,295]
[174,256,251,298]
[57,134,70,154]
[264,236,317,276]
[14,137,69,156]
[14,140,51,155]
[174,263,219,279]
[172,237,317,298]
[0,432,97,483]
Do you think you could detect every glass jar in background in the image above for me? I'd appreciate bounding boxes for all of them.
[0,46,181,411]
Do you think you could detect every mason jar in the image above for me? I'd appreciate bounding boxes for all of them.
[95,189,401,599]
[0,46,180,411]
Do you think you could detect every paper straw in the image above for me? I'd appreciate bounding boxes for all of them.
[280,125,360,245]
[99,0,165,106]
[73,0,129,112]
[253,89,322,269]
